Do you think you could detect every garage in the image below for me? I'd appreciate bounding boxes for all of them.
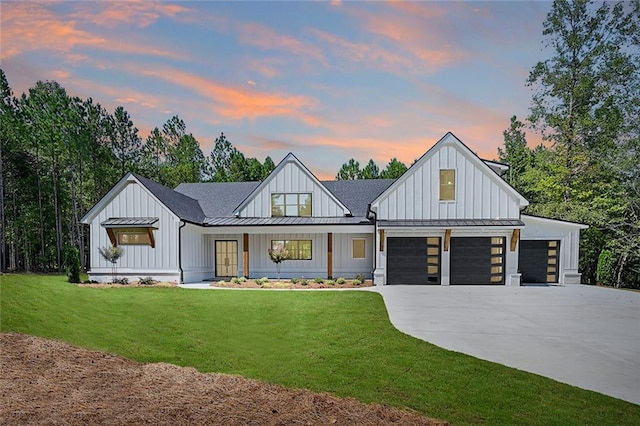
[519,240,559,283]
[450,237,505,285]
[387,237,440,285]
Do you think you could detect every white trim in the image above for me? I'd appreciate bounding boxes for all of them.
[521,214,588,229]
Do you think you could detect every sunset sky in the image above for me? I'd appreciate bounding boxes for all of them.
[1,0,552,180]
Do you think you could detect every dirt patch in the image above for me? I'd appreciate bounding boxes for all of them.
[0,333,446,425]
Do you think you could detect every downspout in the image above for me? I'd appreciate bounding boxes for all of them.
[367,204,377,276]
[178,221,186,284]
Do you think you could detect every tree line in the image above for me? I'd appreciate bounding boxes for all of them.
[0,70,275,273]
[499,0,639,287]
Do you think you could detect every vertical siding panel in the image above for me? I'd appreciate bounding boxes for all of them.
[430,159,438,219]
[414,166,422,219]
[397,181,405,219]
[406,177,414,219]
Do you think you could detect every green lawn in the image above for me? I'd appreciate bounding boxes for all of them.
[1,274,638,425]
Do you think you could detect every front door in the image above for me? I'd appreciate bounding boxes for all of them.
[215,240,238,278]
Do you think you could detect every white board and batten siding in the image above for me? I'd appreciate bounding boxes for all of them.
[332,233,374,279]
[521,215,587,284]
[86,180,180,282]
[248,233,372,279]
[238,160,347,218]
[373,143,522,221]
[249,233,326,279]
[180,224,218,283]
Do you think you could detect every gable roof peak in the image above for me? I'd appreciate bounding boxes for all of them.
[233,151,351,216]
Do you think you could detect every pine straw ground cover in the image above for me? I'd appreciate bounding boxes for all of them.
[211,278,373,289]
[0,333,446,425]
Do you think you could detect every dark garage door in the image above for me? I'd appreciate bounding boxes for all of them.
[387,237,440,284]
[519,240,559,283]
[450,237,505,285]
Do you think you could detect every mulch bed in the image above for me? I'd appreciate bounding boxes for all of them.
[211,279,374,289]
[0,333,447,425]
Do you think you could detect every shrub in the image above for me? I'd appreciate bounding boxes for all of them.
[64,246,81,283]
[596,249,615,285]
[326,280,335,286]
[291,277,300,284]
[217,280,227,286]
[352,279,362,286]
[113,277,129,285]
[230,277,241,284]
[313,277,324,284]
[239,276,247,282]
[355,273,366,282]
[300,278,308,286]
[138,277,157,286]
[336,277,346,285]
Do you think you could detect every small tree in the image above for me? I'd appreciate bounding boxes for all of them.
[64,246,82,283]
[268,246,290,280]
[99,245,124,283]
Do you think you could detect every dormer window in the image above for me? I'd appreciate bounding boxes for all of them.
[439,169,455,201]
[271,193,312,217]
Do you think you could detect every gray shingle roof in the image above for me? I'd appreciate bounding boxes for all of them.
[132,173,205,224]
[321,179,395,217]
[175,181,260,217]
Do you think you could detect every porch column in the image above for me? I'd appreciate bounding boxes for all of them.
[327,232,333,279]
[243,233,249,278]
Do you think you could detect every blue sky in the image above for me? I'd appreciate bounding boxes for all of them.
[1,1,551,179]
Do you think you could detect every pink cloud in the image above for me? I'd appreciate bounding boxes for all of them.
[0,2,185,61]
[126,65,321,123]
[236,22,325,65]
[331,2,463,72]
[70,1,191,28]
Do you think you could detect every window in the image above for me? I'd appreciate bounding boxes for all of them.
[109,227,155,247]
[271,193,312,217]
[439,169,455,201]
[271,240,312,260]
[352,239,366,259]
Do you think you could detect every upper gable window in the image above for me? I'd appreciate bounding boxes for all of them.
[439,169,455,201]
[271,193,312,217]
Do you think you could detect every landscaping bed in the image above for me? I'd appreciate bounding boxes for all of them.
[211,277,373,289]
[0,333,445,425]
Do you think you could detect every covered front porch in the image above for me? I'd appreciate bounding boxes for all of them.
[182,222,375,282]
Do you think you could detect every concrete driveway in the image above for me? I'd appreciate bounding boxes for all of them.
[374,284,640,405]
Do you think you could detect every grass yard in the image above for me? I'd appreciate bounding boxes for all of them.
[1,274,638,425]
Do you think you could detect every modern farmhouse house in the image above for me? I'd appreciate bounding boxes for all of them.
[81,132,587,285]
